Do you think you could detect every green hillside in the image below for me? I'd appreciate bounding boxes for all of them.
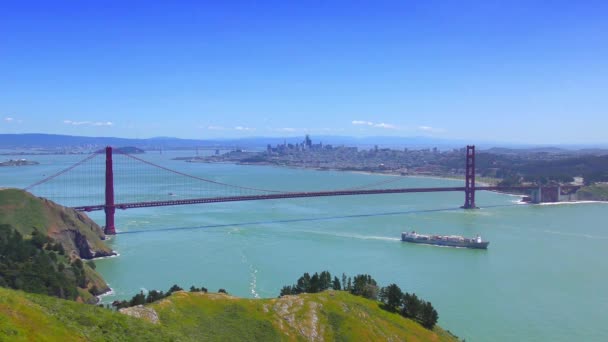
[0,189,113,299]
[0,188,113,259]
[0,287,457,341]
[0,287,177,341]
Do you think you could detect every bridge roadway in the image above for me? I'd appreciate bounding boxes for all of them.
[72,185,550,212]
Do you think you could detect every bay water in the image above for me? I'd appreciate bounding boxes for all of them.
[2,151,607,341]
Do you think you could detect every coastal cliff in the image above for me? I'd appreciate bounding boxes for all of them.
[0,188,114,259]
[0,188,114,301]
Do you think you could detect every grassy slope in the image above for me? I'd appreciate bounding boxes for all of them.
[0,287,458,341]
[150,291,457,341]
[0,188,112,255]
[0,188,46,235]
[0,287,178,342]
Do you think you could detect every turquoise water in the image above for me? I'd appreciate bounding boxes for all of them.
[2,152,607,341]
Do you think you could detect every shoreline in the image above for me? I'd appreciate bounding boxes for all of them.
[92,251,120,261]
[193,159,498,187]
[537,200,608,206]
[91,251,119,303]
[181,159,608,202]
[96,286,115,303]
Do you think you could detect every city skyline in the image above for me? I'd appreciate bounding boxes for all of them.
[1,1,607,144]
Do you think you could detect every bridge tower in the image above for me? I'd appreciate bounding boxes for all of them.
[462,145,477,209]
[104,146,116,235]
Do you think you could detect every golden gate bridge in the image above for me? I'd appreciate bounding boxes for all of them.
[22,145,575,235]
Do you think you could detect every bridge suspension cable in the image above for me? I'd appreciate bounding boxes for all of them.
[345,175,408,190]
[116,151,288,194]
[23,153,100,191]
[117,150,424,195]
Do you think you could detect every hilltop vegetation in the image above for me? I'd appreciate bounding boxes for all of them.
[280,271,438,329]
[111,271,445,340]
[151,290,456,341]
[0,286,457,341]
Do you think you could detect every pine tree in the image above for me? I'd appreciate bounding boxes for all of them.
[332,276,341,290]
[310,273,320,293]
[379,284,403,312]
[296,273,311,293]
[402,292,421,319]
[279,286,294,297]
[420,301,439,329]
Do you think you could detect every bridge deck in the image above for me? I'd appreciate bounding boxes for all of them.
[72,185,549,212]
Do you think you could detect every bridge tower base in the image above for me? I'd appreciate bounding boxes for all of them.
[104,146,116,235]
[462,145,478,209]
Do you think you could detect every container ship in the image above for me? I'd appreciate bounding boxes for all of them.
[401,231,489,249]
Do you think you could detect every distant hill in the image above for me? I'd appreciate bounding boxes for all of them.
[0,133,215,150]
[0,287,458,341]
[0,133,501,150]
[3,133,606,151]
[94,146,145,154]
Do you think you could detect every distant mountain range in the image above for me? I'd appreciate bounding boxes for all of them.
[0,133,606,152]
[0,133,471,150]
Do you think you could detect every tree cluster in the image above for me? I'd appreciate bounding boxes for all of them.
[112,284,217,309]
[379,284,439,329]
[279,271,343,297]
[0,224,93,300]
[279,270,438,330]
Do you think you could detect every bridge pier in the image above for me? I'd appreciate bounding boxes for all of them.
[104,146,116,235]
[530,186,564,204]
[462,145,478,209]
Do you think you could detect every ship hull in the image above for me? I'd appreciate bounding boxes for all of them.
[401,237,489,249]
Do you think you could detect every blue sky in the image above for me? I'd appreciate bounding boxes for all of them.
[1,1,607,143]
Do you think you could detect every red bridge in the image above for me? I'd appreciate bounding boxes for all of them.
[23,145,577,235]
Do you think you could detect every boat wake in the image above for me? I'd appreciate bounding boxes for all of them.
[538,201,607,206]
[544,230,608,239]
[241,253,260,298]
[249,265,260,299]
[297,230,401,242]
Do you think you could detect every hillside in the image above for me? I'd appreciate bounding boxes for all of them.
[577,184,608,201]
[0,189,114,299]
[143,290,457,341]
[0,188,114,259]
[0,287,178,341]
[0,287,457,341]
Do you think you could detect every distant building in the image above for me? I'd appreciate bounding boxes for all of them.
[304,135,312,149]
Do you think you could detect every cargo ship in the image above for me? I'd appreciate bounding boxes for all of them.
[401,231,489,249]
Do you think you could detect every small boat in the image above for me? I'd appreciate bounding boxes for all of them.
[401,231,489,249]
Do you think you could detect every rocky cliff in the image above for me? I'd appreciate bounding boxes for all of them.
[0,188,114,298]
[0,188,115,259]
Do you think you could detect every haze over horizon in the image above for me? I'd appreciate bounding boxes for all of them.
[1,1,607,144]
